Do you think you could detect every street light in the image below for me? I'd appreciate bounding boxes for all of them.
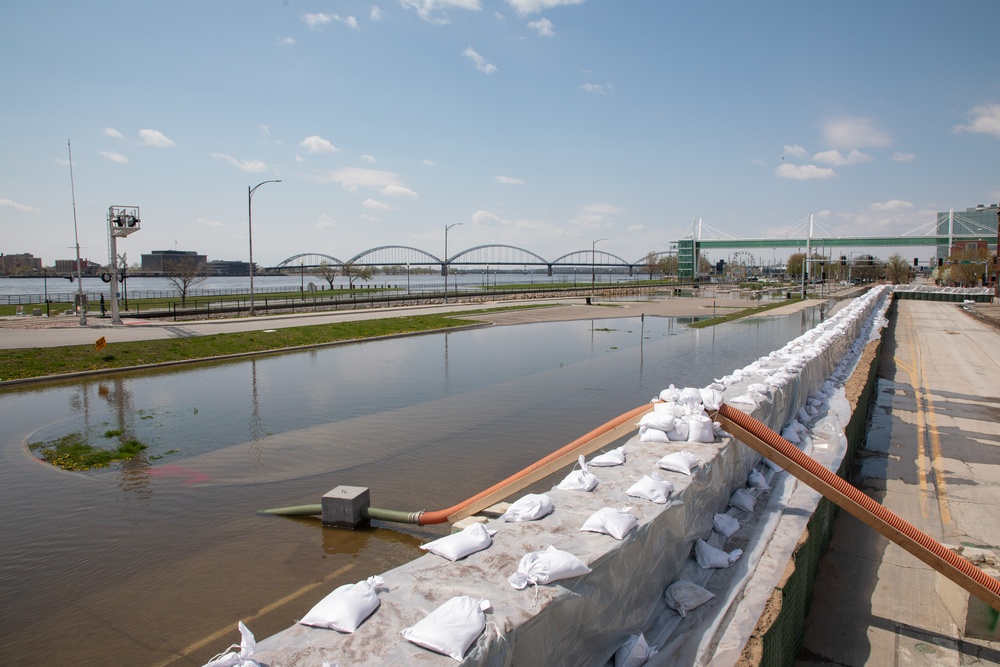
[248,179,281,317]
[592,237,608,299]
[106,206,141,325]
[443,222,463,304]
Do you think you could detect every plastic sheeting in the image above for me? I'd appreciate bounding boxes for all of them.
[248,287,892,667]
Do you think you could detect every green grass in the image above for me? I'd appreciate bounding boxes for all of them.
[688,299,801,328]
[30,432,148,471]
[0,313,484,381]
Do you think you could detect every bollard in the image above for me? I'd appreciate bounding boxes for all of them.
[322,486,371,528]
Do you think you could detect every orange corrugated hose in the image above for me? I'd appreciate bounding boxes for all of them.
[716,402,1000,611]
[417,402,653,525]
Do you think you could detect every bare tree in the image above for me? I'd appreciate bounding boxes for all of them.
[946,246,990,286]
[342,261,373,289]
[166,257,207,307]
[884,253,913,285]
[641,251,660,280]
[318,260,340,290]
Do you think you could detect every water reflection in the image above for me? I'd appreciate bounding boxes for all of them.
[0,310,825,666]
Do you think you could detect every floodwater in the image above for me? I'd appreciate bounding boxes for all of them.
[0,309,825,666]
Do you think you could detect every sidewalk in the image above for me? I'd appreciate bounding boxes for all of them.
[798,299,1000,665]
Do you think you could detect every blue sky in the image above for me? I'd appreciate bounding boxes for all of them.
[2,0,999,268]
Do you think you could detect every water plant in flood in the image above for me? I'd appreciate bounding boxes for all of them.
[30,432,148,471]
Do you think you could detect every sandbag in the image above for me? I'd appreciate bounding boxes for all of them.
[665,420,690,442]
[656,451,702,476]
[420,523,494,562]
[614,633,655,667]
[729,488,756,512]
[712,512,740,538]
[203,622,259,667]
[589,446,626,467]
[626,474,673,504]
[664,580,715,617]
[639,426,670,443]
[694,538,742,569]
[638,411,675,432]
[508,545,591,590]
[556,455,598,491]
[686,414,716,443]
[299,576,384,633]
[748,468,769,490]
[401,596,490,662]
[502,493,554,522]
[580,507,637,540]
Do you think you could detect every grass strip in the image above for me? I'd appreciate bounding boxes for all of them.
[0,313,482,381]
[688,299,801,329]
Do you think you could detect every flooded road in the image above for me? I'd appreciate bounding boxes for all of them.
[0,309,825,666]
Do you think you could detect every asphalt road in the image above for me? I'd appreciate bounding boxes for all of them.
[799,299,1000,666]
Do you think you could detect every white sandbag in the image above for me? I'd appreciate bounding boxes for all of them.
[401,596,490,662]
[658,384,680,402]
[203,622,259,667]
[664,580,715,617]
[665,420,690,441]
[699,387,723,410]
[712,512,740,538]
[589,446,625,467]
[502,493,554,522]
[678,387,703,406]
[299,576,384,633]
[580,507,637,540]
[556,455,598,491]
[694,538,742,569]
[748,468,769,490]
[638,411,675,432]
[614,633,655,667]
[729,488,756,512]
[686,414,716,443]
[780,425,801,444]
[656,451,703,476]
[508,545,591,590]
[420,524,494,562]
[763,457,784,472]
[639,426,670,443]
[626,474,673,504]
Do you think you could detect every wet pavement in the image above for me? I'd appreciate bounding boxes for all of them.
[798,299,1000,666]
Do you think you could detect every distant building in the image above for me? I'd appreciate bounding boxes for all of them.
[936,204,999,260]
[141,250,207,275]
[0,253,42,276]
[55,259,101,275]
[205,260,252,276]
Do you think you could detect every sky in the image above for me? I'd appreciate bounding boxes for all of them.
[2,0,999,268]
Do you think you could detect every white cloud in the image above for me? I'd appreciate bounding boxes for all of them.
[401,0,481,24]
[822,117,890,150]
[870,199,913,212]
[139,129,175,147]
[302,12,333,28]
[889,151,914,162]
[300,135,341,154]
[506,0,584,16]
[362,198,393,210]
[812,149,872,166]
[279,36,295,46]
[627,224,646,233]
[381,184,419,198]
[343,15,359,29]
[104,128,126,140]
[494,175,524,185]
[315,214,337,230]
[782,144,808,158]
[371,6,383,21]
[528,17,555,36]
[463,46,497,74]
[100,150,129,163]
[212,153,268,173]
[422,159,437,167]
[0,197,41,213]
[360,154,376,163]
[580,82,612,95]
[954,103,1000,139]
[196,217,225,228]
[775,163,836,180]
[571,202,625,228]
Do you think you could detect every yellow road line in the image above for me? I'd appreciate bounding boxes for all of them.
[919,350,952,526]
[897,354,930,519]
[153,561,356,667]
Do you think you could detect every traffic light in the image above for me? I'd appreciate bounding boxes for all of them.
[938,257,943,268]
[840,256,846,266]
[913,258,918,267]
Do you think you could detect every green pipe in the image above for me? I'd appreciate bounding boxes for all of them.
[256,504,423,525]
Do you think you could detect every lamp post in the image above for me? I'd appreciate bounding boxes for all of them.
[443,222,462,304]
[106,206,140,325]
[248,179,281,317]
[592,237,608,299]
[300,260,304,300]
[406,262,410,294]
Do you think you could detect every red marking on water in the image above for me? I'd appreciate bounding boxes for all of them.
[148,465,211,485]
